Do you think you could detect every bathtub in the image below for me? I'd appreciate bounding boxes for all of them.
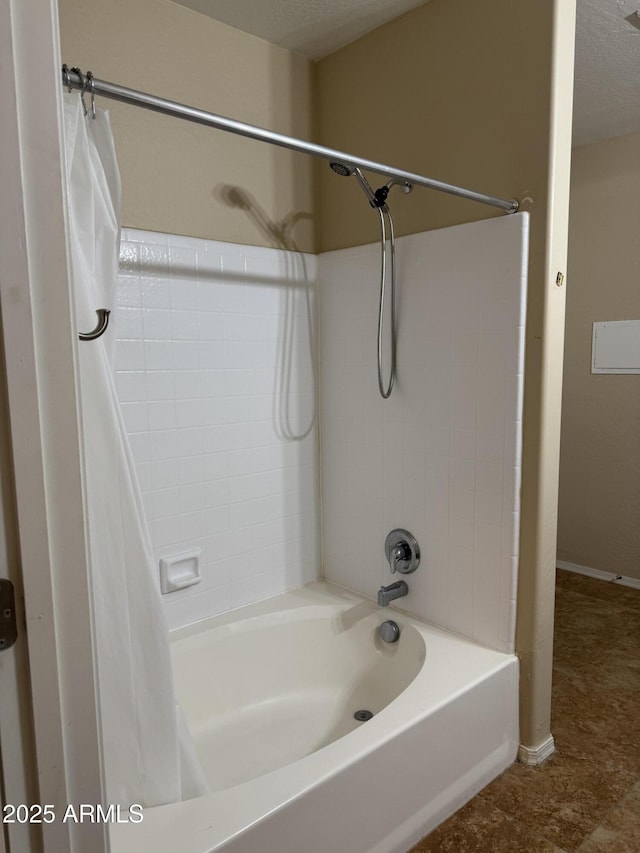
[113,582,518,853]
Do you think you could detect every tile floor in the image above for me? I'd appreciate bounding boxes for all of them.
[409,569,640,852]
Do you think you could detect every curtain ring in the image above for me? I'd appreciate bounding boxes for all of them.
[86,71,96,119]
[71,67,88,116]
[62,64,73,93]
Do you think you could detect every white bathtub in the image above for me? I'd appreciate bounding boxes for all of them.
[113,582,518,853]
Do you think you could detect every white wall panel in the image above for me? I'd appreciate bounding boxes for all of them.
[318,214,528,653]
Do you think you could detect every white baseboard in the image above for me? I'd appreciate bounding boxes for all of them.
[518,734,555,766]
[556,560,640,591]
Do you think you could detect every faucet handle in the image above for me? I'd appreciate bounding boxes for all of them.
[385,529,420,575]
[390,542,410,573]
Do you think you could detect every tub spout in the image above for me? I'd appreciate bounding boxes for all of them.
[378,580,408,607]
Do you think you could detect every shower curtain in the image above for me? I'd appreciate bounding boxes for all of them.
[62,93,207,806]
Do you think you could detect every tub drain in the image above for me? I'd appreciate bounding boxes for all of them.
[354,709,374,722]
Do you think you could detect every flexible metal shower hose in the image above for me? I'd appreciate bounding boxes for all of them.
[376,205,396,399]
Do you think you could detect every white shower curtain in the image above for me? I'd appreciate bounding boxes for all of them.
[62,93,207,806]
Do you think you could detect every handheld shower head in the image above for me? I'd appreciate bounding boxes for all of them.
[353,168,377,206]
[329,163,412,205]
[329,162,354,177]
[329,162,377,206]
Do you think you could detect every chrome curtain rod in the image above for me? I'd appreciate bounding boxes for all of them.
[61,66,519,214]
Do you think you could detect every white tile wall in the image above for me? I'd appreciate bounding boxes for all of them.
[318,213,529,653]
[114,229,320,629]
[114,217,526,645]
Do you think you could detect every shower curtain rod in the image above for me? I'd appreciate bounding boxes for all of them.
[61,66,519,214]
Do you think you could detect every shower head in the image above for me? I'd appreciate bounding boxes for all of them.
[329,162,377,206]
[329,161,355,177]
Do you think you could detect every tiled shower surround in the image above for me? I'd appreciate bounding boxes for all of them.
[319,214,528,653]
[114,215,527,648]
[114,229,320,629]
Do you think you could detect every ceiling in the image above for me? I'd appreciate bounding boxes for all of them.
[173,0,640,147]
[572,0,640,145]
[173,0,428,61]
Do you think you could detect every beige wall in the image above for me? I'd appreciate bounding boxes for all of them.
[316,0,575,752]
[317,1,551,251]
[58,0,316,252]
[558,132,640,579]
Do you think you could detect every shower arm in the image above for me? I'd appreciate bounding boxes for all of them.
[61,66,519,215]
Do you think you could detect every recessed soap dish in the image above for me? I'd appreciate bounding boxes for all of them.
[159,548,201,594]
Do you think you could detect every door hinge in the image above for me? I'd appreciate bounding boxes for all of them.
[0,579,17,651]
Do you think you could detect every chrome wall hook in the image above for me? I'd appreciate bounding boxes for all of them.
[79,309,110,341]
